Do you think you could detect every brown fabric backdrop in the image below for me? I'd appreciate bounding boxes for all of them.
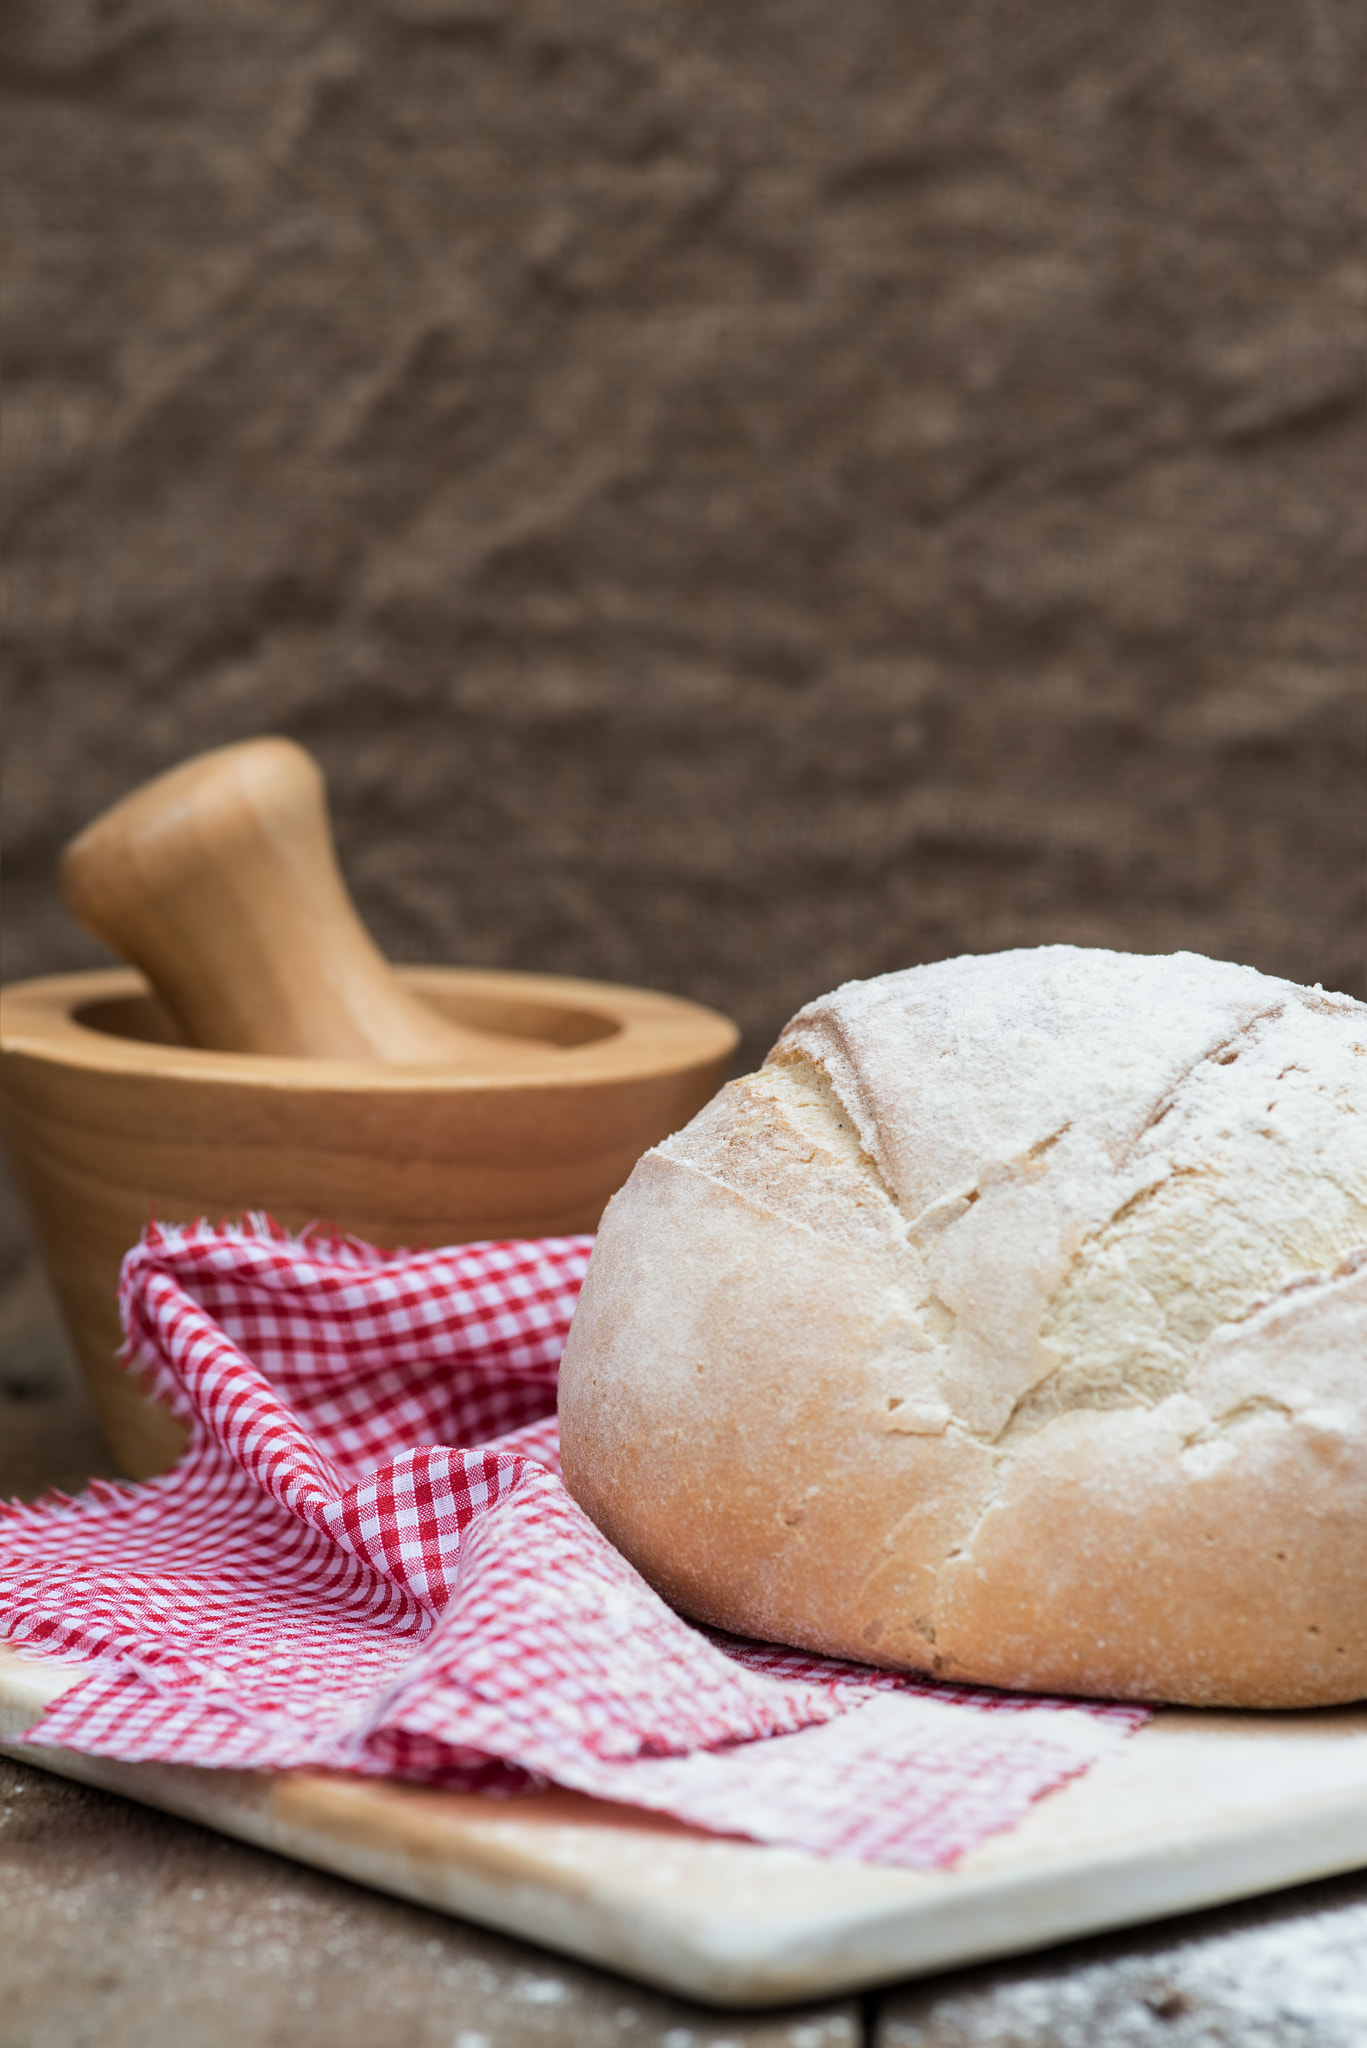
[3,0,1365,1284]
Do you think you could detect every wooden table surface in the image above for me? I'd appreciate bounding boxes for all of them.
[2,1254,1364,2047]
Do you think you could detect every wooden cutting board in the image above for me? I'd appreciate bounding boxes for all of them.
[3,1642,1365,2009]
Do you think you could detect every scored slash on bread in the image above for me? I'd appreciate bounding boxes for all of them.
[559,947,1367,1710]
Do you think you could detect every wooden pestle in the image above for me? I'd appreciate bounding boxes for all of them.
[59,738,535,1066]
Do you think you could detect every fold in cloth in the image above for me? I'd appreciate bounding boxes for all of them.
[0,1222,1146,1867]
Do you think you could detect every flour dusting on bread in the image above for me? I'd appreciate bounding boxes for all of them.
[559,948,1367,1708]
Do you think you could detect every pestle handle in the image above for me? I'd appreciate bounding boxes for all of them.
[60,739,517,1065]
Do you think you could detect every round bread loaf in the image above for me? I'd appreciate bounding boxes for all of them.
[558,948,1367,1708]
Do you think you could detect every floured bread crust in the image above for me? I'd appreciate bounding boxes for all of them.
[558,948,1367,1707]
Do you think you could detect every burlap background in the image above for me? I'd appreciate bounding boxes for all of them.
[3,1,1365,1285]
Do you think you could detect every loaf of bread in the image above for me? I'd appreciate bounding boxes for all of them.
[559,948,1367,1708]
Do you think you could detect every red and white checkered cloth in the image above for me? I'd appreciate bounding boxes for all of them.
[0,1221,1147,1868]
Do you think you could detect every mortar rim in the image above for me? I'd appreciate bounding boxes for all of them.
[0,967,740,1095]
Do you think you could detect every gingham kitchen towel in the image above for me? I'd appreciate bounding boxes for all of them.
[0,1221,1146,1868]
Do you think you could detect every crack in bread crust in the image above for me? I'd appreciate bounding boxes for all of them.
[1005,1008,1367,1443]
